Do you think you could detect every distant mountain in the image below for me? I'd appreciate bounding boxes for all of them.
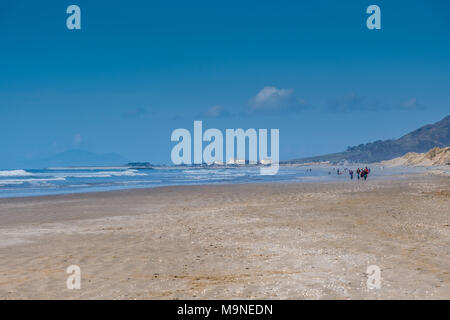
[287,115,450,164]
[38,149,127,167]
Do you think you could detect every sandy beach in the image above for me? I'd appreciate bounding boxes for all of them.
[0,173,449,299]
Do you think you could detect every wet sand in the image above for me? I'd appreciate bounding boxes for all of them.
[0,174,449,299]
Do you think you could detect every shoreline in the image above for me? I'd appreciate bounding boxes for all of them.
[0,166,435,201]
[0,169,428,205]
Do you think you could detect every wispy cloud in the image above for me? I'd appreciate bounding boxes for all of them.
[398,98,425,110]
[201,105,230,118]
[326,93,426,113]
[248,86,308,115]
[326,93,381,113]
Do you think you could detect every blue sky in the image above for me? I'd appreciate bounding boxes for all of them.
[0,0,449,167]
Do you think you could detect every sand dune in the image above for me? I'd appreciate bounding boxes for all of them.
[381,147,450,167]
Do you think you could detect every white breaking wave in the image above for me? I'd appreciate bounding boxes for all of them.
[31,169,147,179]
[0,169,33,177]
[0,181,25,186]
[2,177,66,183]
[63,169,147,178]
[47,166,128,170]
[0,177,66,186]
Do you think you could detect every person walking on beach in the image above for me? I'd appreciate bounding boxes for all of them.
[356,168,360,180]
[349,170,354,180]
[362,167,370,180]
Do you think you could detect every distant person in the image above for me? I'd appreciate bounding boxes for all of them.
[349,170,354,180]
[356,168,361,180]
[362,167,369,180]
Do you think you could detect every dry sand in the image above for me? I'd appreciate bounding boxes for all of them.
[0,173,449,299]
[381,147,450,167]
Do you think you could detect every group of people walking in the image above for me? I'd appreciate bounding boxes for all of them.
[333,167,371,180]
[348,167,370,180]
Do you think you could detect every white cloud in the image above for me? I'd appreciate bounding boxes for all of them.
[253,87,293,104]
[249,86,307,114]
[203,105,230,118]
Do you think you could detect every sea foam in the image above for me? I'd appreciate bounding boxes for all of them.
[0,170,33,177]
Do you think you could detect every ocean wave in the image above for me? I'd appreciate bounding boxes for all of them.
[65,169,147,178]
[33,169,147,179]
[0,177,66,185]
[0,169,33,177]
[109,169,147,177]
[47,166,127,170]
[0,180,25,186]
[183,169,252,176]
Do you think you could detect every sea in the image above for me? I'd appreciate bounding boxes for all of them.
[0,165,427,198]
